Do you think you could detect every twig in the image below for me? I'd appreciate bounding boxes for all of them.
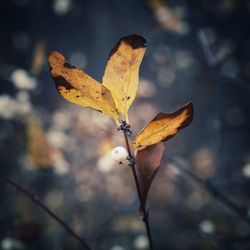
[166,156,250,226]
[119,121,154,250]
[0,174,92,250]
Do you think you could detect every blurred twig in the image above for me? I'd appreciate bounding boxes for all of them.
[165,156,250,226]
[201,230,250,243]
[0,174,92,250]
[184,1,250,93]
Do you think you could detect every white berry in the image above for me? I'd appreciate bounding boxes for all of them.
[111,146,128,162]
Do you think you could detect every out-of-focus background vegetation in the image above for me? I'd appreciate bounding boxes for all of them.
[1,0,250,249]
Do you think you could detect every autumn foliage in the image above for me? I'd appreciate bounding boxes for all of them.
[48,34,194,247]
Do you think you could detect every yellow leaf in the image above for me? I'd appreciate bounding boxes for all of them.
[102,34,147,116]
[133,102,194,149]
[48,51,119,120]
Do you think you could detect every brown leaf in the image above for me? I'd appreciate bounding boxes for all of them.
[136,143,165,208]
[133,102,194,149]
[102,34,147,115]
[48,51,119,120]
[26,116,51,168]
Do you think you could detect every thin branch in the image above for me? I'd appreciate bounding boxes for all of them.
[166,156,250,226]
[120,122,154,250]
[123,131,143,204]
[1,174,92,250]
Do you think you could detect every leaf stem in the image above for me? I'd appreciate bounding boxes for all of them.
[122,129,154,250]
[1,174,92,250]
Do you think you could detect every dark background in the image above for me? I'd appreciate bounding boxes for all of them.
[1,0,250,249]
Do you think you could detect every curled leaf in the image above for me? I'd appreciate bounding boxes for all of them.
[48,51,119,120]
[136,143,165,208]
[133,102,194,149]
[102,34,147,116]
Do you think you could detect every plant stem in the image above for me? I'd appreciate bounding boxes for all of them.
[122,131,154,250]
[1,175,92,250]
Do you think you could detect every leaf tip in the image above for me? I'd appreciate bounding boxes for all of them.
[122,34,147,49]
[109,34,147,59]
[183,101,194,125]
[48,50,65,69]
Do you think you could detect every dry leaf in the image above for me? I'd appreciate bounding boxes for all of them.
[102,34,147,116]
[31,39,46,76]
[136,143,165,208]
[48,51,119,120]
[133,102,194,149]
[26,116,51,168]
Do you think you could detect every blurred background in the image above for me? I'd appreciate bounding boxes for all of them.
[1,0,250,249]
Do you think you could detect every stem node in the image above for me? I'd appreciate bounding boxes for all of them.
[118,120,132,136]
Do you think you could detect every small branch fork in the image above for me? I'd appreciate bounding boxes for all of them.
[118,121,154,250]
[0,175,92,250]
